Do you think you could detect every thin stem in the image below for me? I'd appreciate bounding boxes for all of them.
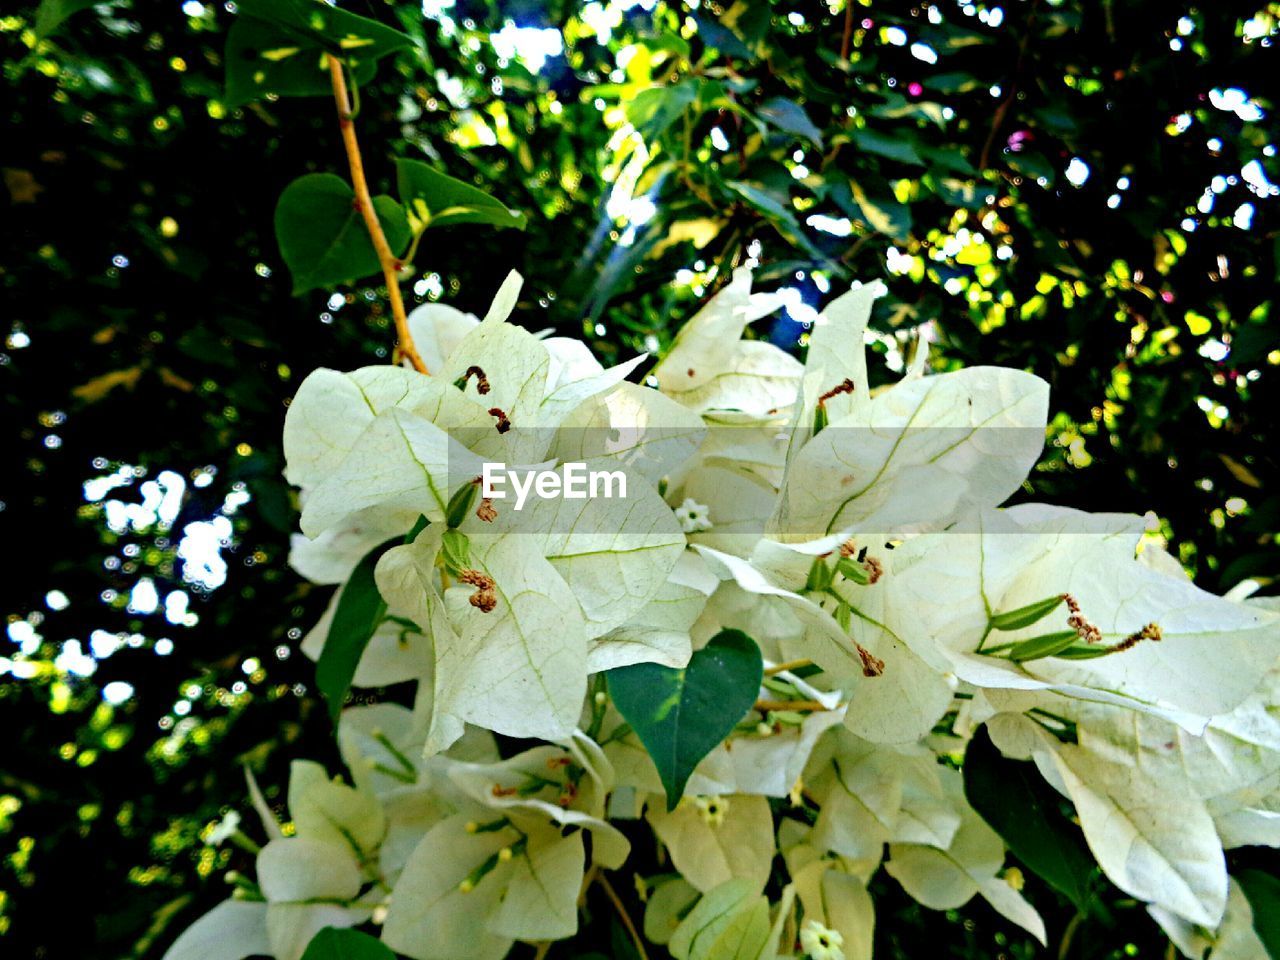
[754,699,831,713]
[840,1,854,61]
[1058,911,1083,960]
[597,873,649,960]
[325,54,429,374]
[764,658,813,676]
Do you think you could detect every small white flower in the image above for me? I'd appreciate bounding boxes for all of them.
[674,498,713,533]
[692,794,729,827]
[207,810,242,846]
[800,919,845,960]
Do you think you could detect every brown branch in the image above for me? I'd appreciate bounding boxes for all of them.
[597,873,650,960]
[326,55,428,374]
[840,2,854,61]
[978,0,1041,171]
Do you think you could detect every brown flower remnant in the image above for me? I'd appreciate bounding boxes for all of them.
[556,782,578,809]
[863,556,883,584]
[817,378,857,408]
[856,643,885,677]
[1063,593,1102,644]
[1113,622,1163,653]
[459,569,497,612]
[488,407,511,433]
[476,498,497,523]
[839,539,858,558]
[460,365,491,394]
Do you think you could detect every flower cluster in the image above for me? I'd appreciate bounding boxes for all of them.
[166,270,1279,960]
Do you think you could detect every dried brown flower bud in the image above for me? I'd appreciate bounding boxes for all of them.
[476,498,497,523]
[856,643,885,677]
[817,378,857,407]
[488,407,511,433]
[461,365,491,394]
[459,569,497,612]
[863,556,883,584]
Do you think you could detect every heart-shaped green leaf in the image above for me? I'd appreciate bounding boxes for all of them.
[274,173,411,295]
[301,927,396,960]
[608,628,763,811]
[395,159,527,232]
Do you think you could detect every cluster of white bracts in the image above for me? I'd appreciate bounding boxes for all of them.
[166,270,1279,960]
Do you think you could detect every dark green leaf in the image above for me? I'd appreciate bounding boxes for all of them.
[964,727,1097,913]
[627,82,699,142]
[724,180,834,266]
[394,159,527,232]
[848,179,911,241]
[301,927,396,960]
[33,0,100,38]
[274,173,411,295]
[608,629,763,810]
[758,97,823,147]
[223,0,411,107]
[1007,151,1057,185]
[1237,867,1280,957]
[316,539,393,726]
[851,128,923,165]
[691,13,754,58]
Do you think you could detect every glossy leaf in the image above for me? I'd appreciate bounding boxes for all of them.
[301,927,396,960]
[608,629,763,810]
[964,727,1097,914]
[1235,867,1280,957]
[223,0,411,107]
[395,159,527,232]
[316,538,394,725]
[33,0,99,38]
[758,97,823,147]
[274,174,411,295]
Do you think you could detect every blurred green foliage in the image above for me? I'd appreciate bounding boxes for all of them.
[1,0,1276,956]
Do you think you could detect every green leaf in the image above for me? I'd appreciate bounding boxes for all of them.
[758,97,823,147]
[440,528,470,574]
[1006,630,1079,662]
[301,927,396,960]
[851,128,923,165]
[690,13,754,58]
[223,0,411,107]
[1007,151,1057,185]
[608,629,763,811]
[1237,867,1280,957]
[627,81,699,142]
[989,594,1066,631]
[33,0,100,39]
[964,727,1097,914]
[274,173,411,295]
[724,180,833,266]
[848,178,911,241]
[316,538,393,725]
[394,159,527,232]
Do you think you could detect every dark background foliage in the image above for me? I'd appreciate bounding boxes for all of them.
[1,0,1276,957]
